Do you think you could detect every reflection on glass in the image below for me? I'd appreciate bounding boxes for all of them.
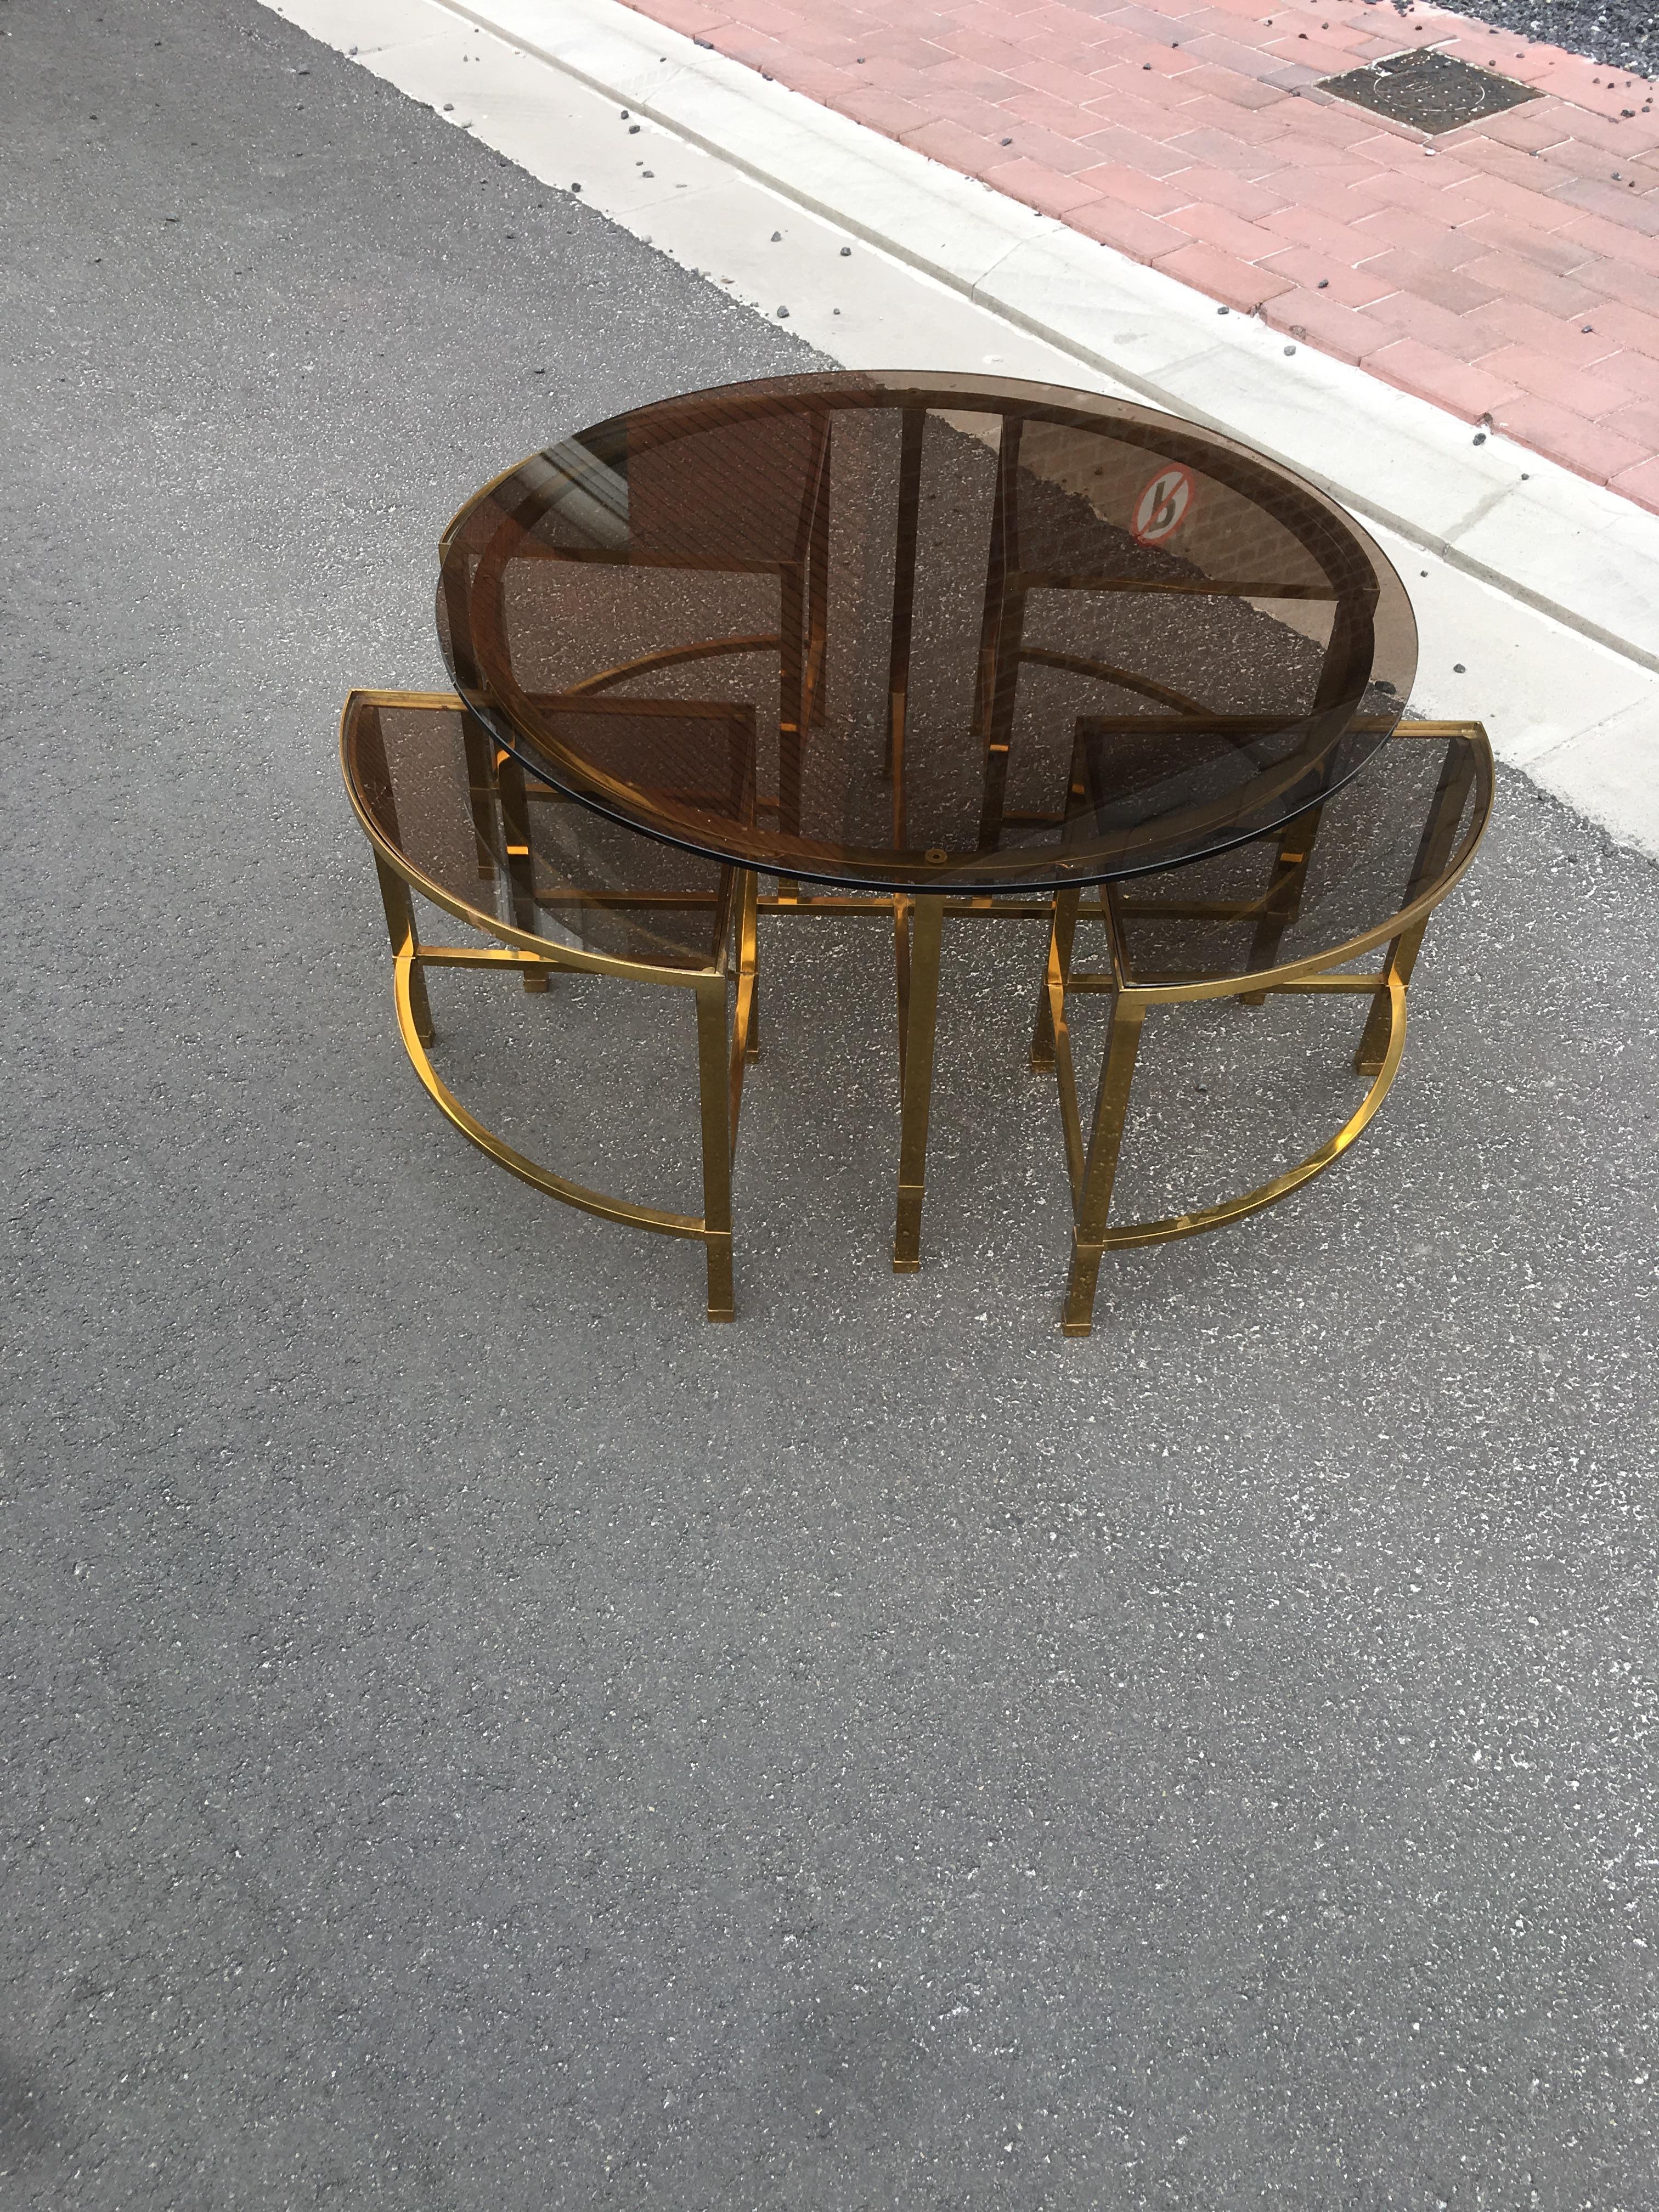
[438,373,1417,892]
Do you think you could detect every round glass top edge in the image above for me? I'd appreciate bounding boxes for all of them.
[456,699,1403,896]
[441,370,1399,560]
[437,370,1419,895]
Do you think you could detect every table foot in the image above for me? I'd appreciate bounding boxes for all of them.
[1061,1242,1104,1335]
[893,1184,925,1271]
[893,895,944,1276]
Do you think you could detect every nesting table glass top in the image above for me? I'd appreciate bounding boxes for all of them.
[437,371,1418,894]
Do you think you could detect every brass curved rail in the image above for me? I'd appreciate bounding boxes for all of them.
[1096,974,1406,1249]
[561,634,780,697]
[1017,645,1207,718]
[1055,724,1492,1330]
[1109,724,1494,1005]
[392,946,708,1240]
[340,691,725,990]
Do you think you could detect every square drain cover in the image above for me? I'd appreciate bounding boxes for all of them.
[1317,46,1540,134]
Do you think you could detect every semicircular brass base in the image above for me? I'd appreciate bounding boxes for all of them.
[1098,974,1407,1252]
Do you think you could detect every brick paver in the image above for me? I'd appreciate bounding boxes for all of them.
[627,0,1659,511]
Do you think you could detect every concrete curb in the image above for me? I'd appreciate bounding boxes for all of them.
[436,0,1659,681]
[262,0,1659,856]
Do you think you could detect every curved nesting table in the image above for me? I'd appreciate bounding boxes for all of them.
[346,371,1491,1328]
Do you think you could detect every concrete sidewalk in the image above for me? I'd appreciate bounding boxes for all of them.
[285,0,1659,862]
[622,0,1659,510]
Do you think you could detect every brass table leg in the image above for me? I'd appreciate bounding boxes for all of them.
[1062,994,1147,1336]
[696,977,736,1322]
[1029,885,1081,1074]
[1241,802,1323,1004]
[372,853,434,1047]
[460,710,499,883]
[494,746,550,994]
[1356,737,1475,1073]
[893,892,945,1273]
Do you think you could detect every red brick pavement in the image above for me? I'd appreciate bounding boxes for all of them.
[624,0,1659,512]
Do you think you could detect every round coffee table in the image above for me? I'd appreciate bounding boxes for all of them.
[436,371,1423,1288]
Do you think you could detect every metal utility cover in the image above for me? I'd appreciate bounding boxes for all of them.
[1317,47,1541,134]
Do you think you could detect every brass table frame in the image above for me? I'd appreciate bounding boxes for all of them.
[379,373,1494,1325]
[343,695,1490,1330]
[342,690,758,1322]
[741,718,1488,1328]
[1033,718,1493,1334]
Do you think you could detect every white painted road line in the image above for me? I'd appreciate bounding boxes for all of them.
[262,0,1659,859]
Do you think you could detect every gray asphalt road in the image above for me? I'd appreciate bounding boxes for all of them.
[5,4,1659,2207]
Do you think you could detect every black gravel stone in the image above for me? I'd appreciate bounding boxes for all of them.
[1419,0,1659,79]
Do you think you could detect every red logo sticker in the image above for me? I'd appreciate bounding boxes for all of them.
[1131,464,1195,546]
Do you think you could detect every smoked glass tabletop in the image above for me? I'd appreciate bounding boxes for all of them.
[436,372,1418,895]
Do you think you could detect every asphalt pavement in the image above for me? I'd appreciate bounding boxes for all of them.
[4,4,1659,2207]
